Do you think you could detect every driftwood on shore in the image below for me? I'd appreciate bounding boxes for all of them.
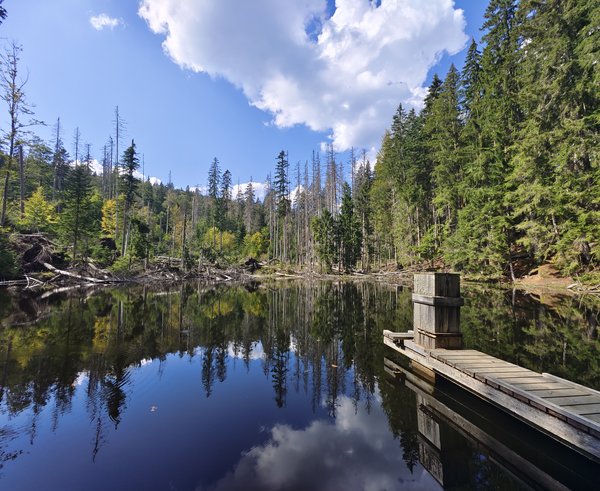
[41,262,109,284]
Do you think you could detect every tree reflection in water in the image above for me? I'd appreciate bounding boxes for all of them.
[0,281,597,488]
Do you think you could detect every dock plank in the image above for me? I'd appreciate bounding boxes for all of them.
[461,367,529,373]
[483,371,540,379]
[491,376,546,384]
[528,388,591,398]
[562,404,600,415]
[453,363,515,369]
[511,382,573,390]
[544,396,600,407]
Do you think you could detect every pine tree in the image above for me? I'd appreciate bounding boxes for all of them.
[461,39,483,118]
[218,169,232,251]
[424,65,463,250]
[354,152,373,270]
[120,139,140,256]
[207,157,221,249]
[311,209,336,273]
[273,151,290,260]
[371,131,396,266]
[508,0,599,273]
[337,183,361,272]
[60,165,95,259]
[444,0,521,276]
[274,151,290,217]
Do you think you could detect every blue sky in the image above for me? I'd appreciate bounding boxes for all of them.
[1,0,486,191]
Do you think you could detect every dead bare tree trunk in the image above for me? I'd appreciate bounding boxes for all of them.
[1,43,39,226]
[18,145,24,219]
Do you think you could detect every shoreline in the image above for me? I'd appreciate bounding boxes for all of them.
[1,261,597,299]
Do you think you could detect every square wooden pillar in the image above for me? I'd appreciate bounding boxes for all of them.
[413,273,464,350]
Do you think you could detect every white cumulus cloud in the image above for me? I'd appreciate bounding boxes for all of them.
[138,0,467,152]
[90,13,123,31]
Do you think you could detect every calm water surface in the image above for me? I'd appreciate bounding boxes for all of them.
[0,280,598,490]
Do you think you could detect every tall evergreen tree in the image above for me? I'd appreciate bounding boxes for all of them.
[427,65,463,241]
[120,139,140,256]
[337,183,361,272]
[60,165,96,259]
[273,151,290,260]
[312,209,336,273]
[354,153,373,270]
[207,157,221,249]
[508,0,599,273]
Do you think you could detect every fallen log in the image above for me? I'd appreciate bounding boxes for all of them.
[0,279,29,287]
[42,262,106,284]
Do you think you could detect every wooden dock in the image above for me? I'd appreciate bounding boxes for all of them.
[383,357,598,490]
[383,273,600,463]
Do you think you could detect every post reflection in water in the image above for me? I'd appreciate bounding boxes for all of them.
[0,280,598,490]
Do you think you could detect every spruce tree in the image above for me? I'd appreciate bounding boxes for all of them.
[337,183,361,272]
[207,157,221,248]
[427,65,463,240]
[60,165,95,259]
[120,139,140,256]
[508,0,599,273]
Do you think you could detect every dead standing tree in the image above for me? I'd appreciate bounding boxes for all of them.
[0,42,42,226]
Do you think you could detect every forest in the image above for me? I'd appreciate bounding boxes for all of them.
[0,0,598,282]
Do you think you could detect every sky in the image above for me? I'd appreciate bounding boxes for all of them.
[0,0,487,192]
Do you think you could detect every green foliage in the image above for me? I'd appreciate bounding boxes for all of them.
[244,230,268,258]
[274,150,290,218]
[109,255,134,275]
[311,210,336,272]
[101,198,118,236]
[0,230,17,278]
[19,186,56,232]
[120,140,140,207]
[128,217,150,261]
[59,165,98,259]
[337,183,361,272]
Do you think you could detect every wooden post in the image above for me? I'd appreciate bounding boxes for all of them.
[413,272,463,350]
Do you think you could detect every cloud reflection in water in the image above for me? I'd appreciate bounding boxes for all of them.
[200,395,439,491]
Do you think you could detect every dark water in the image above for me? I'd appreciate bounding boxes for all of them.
[0,281,598,490]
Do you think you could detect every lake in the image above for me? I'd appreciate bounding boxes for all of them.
[0,280,598,490]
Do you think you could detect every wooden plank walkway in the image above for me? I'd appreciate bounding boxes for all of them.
[428,349,600,439]
[383,332,600,462]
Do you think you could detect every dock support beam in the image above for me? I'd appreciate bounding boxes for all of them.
[413,273,464,350]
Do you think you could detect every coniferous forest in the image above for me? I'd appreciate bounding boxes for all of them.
[0,0,598,282]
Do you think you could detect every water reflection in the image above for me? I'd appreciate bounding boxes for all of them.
[461,286,600,389]
[0,280,598,489]
[204,394,438,491]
